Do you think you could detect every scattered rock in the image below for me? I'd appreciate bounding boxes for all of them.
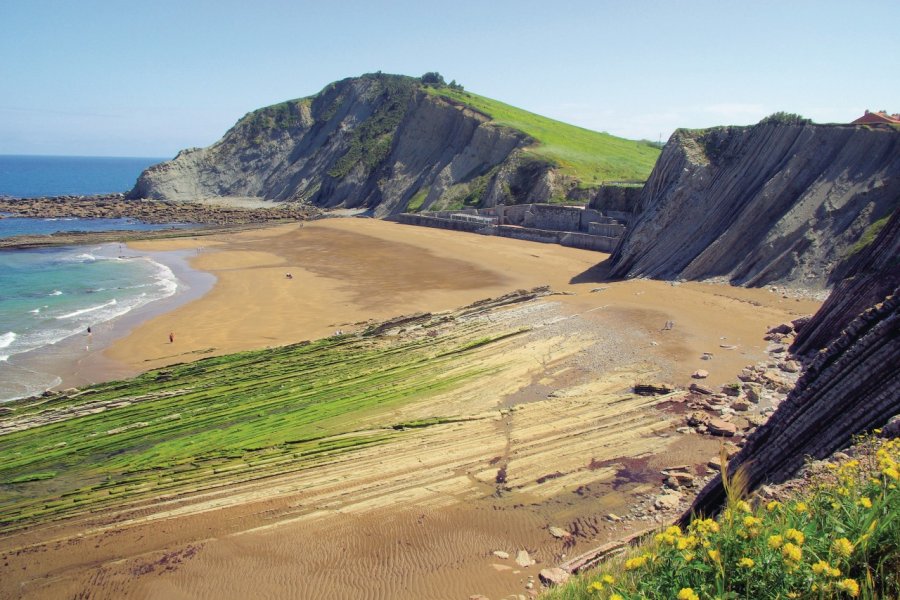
[779,360,801,373]
[731,399,752,412]
[707,456,722,470]
[766,344,787,354]
[653,491,683,510]
[589,287,608,293]
[492,550,510,560]
[722,384,741,397]
[548,526,571,539]
[701,352,713,360]
[691,369,709,379]
[767,323,793,335]
[719,344,738,350]
[707,418,737,437]
[515,549,535,568]
[689,383,714,395]
[606,513,622,522]
[663,320,675,330]
[634,382,674,396]
[882,415,900,439]
[469,595,490,600]
[743,382,763,404]
[686,411,710,426]
[538,567,570,587]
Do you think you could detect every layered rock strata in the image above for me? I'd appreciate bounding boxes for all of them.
[608,122,900,291]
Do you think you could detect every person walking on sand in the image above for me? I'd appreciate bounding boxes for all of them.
[169,332,175,344]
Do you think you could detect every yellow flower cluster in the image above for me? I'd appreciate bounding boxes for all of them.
[877,439,900,483]
[737,557,754,568]
[782,542,802,563]
[677,588,699,600]
[785,528,805,545]
[836,577,860,597]
[832,537,853,558]
[624,553,652,571]
[811,559,841,578]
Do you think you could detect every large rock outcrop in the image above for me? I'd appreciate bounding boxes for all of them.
[682,205,900,521]
[608,120,900,291]
[130,74,530,217]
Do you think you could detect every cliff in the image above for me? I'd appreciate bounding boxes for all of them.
[683,204,900,520]
[129,74,658,217]
[608,120,900,291]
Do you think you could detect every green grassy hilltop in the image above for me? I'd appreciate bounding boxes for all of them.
[427,86,660,186]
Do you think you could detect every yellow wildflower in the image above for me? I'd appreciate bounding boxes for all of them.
[786,528,805,545]
[836,578,860,597]
[736,500,752,513]
[738,557,755,568]
[601,574,615,585]
[812,560,830,575]
[768,534,784,549]
[787,593,799,598]
[589,581,603,592]
[766,500,782,511]
[677,588,699,600]
[624,555,649,571]
[832,537,853,557]
[707,549,721,562]
[884,466,900,480]
[682,551,695,562]
[858,497,872,508]
[782,542,802,562]
[610,595,624,600]
[676,535,698,551]
[829,566,841,577]
[793,501,809,514]
[743,515,762,528]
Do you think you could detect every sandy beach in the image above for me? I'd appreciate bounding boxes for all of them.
[0,218,822,600]
[104,218,820,387]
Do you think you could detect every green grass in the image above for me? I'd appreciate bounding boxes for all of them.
[847,214,892,258]
[426,87,660,186]
[543,435,900,599]
[0,322,521,531]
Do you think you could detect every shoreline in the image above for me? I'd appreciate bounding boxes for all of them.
[2,241,216,399]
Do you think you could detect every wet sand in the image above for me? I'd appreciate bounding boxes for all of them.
[0,218,822,600]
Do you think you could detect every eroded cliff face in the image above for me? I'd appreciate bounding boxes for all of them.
[683,206,900,520]
[608,122,900,291]
[129,75,531,217]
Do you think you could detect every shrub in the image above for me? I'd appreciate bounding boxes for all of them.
[544,434,900,599]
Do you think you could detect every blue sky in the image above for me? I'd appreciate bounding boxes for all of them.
[1,0,897,157]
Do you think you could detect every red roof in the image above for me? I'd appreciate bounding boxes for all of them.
[852,110,900,125]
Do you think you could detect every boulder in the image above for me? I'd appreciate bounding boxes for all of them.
[767,323,793,335]
[690,383,715,395]
[634,382,674,396]
[686,411,710,426]
[515,549,535,568]
[654,491,683,510]
[548,526,571,539]
[707,418,737,437]
[492,550,510,560]
[722,384,742,397]
[691,369,709,379]
[779,360,801,373]
[539,567,570,587]
[731,399,752,412]
[743,382,763,404]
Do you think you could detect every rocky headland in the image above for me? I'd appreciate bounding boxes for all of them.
[127,73,658,216]
[607,118,900,292]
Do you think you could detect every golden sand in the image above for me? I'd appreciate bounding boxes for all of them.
[0,219,821,599]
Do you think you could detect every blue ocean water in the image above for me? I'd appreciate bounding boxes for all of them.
[0,155,165,198]
[0,155,198,401]
[0,244,180,401]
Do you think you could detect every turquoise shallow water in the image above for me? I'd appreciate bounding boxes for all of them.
[0,244,180,401]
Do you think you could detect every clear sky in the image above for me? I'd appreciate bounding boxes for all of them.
[1,0,897,157]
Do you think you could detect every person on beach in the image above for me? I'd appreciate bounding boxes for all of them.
[87,326,92,335]
[169,332,175,344]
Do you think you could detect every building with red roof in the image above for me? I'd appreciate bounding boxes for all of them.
[852,110,900,125]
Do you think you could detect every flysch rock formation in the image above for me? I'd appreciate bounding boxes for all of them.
[682,203,899,521]
[608,120,900,291]
[128,74,578,218]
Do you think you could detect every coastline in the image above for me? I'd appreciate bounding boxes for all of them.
[3,240,216,396]
[102,218,821,387]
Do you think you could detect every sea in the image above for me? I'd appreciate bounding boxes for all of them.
[0,154,199,402]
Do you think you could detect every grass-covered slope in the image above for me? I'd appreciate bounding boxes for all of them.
[0,321,521,532]
[428,86,660,186]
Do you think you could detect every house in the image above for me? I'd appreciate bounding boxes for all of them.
[852,110,900,125]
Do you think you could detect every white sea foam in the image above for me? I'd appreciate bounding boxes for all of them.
[0,356,8,362]
[29,308,41,314]
[49,290,63,296]
[56,299,118,320]
[0,332,15,349]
